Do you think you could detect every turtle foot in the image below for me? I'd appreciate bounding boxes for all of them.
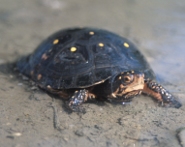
[143,80,182,108]
[160,91,182,108]
[68,89,88,113]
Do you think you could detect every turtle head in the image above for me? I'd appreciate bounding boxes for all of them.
[110,71,145,101]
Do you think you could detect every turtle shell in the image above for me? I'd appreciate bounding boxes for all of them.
[17,28,155,89]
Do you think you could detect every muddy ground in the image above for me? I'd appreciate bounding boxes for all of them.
[0,0,185,147]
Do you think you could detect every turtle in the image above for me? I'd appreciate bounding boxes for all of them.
[17,27,181,112]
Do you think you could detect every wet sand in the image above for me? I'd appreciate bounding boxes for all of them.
[0,0,185,146]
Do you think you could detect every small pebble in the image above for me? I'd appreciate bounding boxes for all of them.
[177,127,185,146]
[75,130,84,137]
[13,132,22,137]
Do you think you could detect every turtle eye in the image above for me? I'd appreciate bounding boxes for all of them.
[123,75,133,83]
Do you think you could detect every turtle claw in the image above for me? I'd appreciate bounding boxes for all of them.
[159,87,182,108]
[161,94,182,108]
[68,104,86,113]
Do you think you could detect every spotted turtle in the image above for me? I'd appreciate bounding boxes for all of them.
[17,28,181,112]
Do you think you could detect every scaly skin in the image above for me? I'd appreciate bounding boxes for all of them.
[68,89,96,112]
[143,80,182,108]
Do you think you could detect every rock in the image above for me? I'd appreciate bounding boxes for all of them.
[177,127,185,147]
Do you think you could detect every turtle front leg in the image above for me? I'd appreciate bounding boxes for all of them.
[143,80,182,108]
[68,89,96,112]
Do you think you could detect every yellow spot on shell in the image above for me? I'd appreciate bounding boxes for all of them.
[89,31,94,35]
[98,43,104,47]
[124,42,129,48]
[53,39,59,44]
[70,47,77,52]
[119,76,122,80]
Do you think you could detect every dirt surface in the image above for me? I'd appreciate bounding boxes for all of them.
[0,0,185,147]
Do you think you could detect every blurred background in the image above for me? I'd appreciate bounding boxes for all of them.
[0,0,185,147]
